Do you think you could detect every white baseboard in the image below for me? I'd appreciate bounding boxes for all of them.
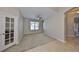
[44,33,65,43]
[57,38,66,43]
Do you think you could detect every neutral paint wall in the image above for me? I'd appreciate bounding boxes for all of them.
[18,12,24,43]
[24,19,32,34]
[57,7,72,41]
[66,13,77,37]
[0,7,19,16]
[44,7,72,42]
[44,12,65,42]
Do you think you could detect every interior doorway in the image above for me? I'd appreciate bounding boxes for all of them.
[65,7,79,42]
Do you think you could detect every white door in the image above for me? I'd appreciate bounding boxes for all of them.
[0,15,5,51]
[2,16,15,49]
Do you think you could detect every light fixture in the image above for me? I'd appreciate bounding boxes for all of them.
[36,15,42,20]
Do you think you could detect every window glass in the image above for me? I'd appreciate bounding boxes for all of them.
[30,21,39,30]
[30,22,35,30]
[35,22,39,30]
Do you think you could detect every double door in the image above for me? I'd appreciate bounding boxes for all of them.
[0,15,15,51]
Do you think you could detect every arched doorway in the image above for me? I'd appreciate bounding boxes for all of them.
[65,7,79,41]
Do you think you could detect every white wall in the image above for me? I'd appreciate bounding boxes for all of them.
[44,11,65,42]
[58,7,72,40]
[44,7,72,43]
[18,11,24,43]
[24,19,32,34]
[0,7,19,16]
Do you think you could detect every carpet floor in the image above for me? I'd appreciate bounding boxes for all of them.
[4,33,53,52]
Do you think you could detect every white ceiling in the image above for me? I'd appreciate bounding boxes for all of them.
[18,7,58,20]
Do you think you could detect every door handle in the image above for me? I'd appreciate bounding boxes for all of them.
[0,33,5,35]
[2,33,5,35]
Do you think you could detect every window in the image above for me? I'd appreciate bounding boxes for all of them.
[30,21,39,30]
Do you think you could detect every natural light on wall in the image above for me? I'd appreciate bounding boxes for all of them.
[77,11,79,13]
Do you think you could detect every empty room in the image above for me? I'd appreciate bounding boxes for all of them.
[0,7,79,52]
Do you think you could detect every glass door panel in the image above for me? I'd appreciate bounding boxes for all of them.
[11,33,14,37]
[10,18,14,43]
[5,34,9,39]
[5,17,14,45]
[10,38,14,43]
[6,17,10,22]
[35,22,39,30]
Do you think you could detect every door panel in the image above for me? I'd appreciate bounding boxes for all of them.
[2,16,15,49]
[0,15,15,51]
[0,16,15,51]
[0,16,5,51]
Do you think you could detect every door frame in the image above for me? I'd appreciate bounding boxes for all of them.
[64,7,79,40]
[1,14,18,50]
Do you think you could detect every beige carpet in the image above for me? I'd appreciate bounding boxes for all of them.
[4,33,79,52]
[4,33,53,52]
[26,37,79,52]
